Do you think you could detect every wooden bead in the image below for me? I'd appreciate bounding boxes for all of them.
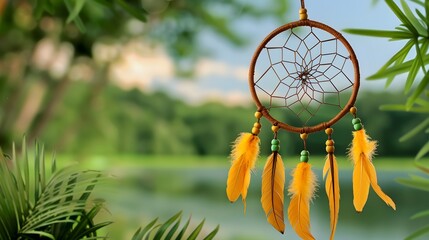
[253,122,261,129]
[326,146,335,153]
[326,140,334,146]
[300,133,308,140]
[350,107,357,115]
[325,128,333,135]
[271,125,280,133]
[254,111,262,119]
[252,127,260,135]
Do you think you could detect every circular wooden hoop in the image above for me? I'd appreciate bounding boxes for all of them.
[248,19,360,134]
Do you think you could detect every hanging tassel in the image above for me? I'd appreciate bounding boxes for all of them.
[323,128,340,240]
[261,128,285,233]
[288,149,316,240]
[226,111,262,212]
[349,107,396,212]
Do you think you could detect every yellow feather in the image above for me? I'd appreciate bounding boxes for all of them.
[323,154,340,240]
[288,162,316,240]
[226,133,260,211]
[362,155,396,210]
[261,152,285,233]
[349,128,396,212]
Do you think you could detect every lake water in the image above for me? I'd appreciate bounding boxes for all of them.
[101,164,428,240]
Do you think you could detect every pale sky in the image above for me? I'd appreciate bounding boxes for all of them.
[113,0,411,106]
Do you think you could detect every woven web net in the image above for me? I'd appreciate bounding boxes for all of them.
[253,26,355,127]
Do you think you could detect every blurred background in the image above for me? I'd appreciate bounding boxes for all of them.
[0,0,428,239]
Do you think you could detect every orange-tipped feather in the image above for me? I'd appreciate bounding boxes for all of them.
[288,162,316,240]
[349,128,396,212]
[261,152,285,233]
[323,154,340,240]
[226,133,260,212]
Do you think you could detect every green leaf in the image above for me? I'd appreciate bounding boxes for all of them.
[411,210,429,219]
[416,140,429,159]
[410,0,425,7]
[343,28,413,39]
[202,225,220,240]
[65,0,87,24]
[397,175,429,191]
[405,58,420,94]
[175,216,191,240]
[114,0,148,22]
[406,70,429,107]
[401,0,428,37]
[385,0,418,35]
[132,218,158,240]
[165,216,182,239]
[34,0,47,19]
[380,104,429,113]
[64,0,87,32]
[153,211,182,239]
[400,118,429,142]
[405,225,429,240]
[368,54,429,80]
[186,219,205,240]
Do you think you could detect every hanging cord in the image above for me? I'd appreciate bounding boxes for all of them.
[299,0,308,20]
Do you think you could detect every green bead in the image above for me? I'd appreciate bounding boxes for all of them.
[354,123,363,131]
[352,118,361,125]
[300,155,309,162]
[271,145,280,152]
[271,139,280,146]
[300,150,309,156]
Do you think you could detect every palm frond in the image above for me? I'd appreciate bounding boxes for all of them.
[132,211,219,240]
[0,140,110,240]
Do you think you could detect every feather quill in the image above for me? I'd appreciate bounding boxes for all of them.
[261,152,285,233]
[226,133,260,212]
[323,153,340,240]
[288,162,316,240]
[349,129,396,212]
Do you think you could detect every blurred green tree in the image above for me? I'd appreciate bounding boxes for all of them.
[0,0,288,150]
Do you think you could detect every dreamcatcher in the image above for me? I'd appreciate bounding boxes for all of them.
[226,1,396,239]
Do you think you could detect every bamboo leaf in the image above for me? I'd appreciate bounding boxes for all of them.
[405,225,429,240]
[401,0,428,37]
[343,28,413,39]
[405,58,420,94]
[406,71,429,107]
[416,140,429,159]
[380,104,429,113]
[397,175,429,191]
[368,54,429,80]
[386,0,418,34]
[411,210,429,219]
[400,118,429,142]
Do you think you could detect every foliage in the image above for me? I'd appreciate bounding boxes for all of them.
[132,211,219,240]
[345,1,429,239]
[0,0,288,152]
[0,140,110,239]
[397,164,429,240]
[344,0,429,159]
[39,83,426,157]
